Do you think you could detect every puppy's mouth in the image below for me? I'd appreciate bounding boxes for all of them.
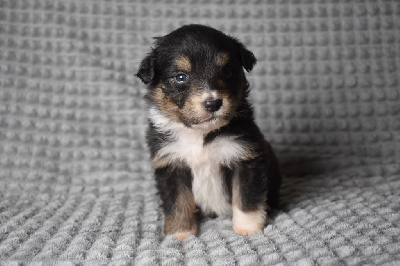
[190,113,229,132]
[196,114,219,124]
[193,111,225,124]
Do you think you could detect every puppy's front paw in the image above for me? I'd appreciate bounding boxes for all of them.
[232,206,266,236]
[233,225,263,236]
[171,230,196,241]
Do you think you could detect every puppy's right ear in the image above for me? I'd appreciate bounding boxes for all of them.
[136,51,156,84]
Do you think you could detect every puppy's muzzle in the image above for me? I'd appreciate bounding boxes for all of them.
[203,99,223,113]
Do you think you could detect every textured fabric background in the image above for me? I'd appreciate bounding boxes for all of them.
[0,0,399,264]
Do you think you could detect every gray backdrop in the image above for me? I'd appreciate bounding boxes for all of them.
[0,0,399,264]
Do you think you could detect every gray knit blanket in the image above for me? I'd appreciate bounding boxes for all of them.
[1,0,399,265]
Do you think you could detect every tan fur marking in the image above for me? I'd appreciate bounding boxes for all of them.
[238,143,257,161]
[176,56,192,72]
[215,89,242,125]
[216,52,230,66]
[152,156,187,170]
[164,186,197,240]
[151,86,180,123]
[180,87,206,123]
[232,173,266,236]
[231,175,241,209]
[217,90,234,110]
[151,155,170,169]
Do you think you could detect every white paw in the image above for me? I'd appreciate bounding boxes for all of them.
[171,230,196,241]
[233,226,263,236]
[232,205,266,236]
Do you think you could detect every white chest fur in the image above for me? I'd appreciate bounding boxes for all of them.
[161,130,234,215]
[150,109,251,216]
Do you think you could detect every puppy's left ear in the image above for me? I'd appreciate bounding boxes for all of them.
[136,51,157,84]
[240,45,257,72]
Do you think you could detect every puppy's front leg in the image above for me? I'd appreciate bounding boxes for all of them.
[154,164,197,241]
[232,159,269,236]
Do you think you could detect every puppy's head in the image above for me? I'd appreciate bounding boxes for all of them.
[137,24,256,133]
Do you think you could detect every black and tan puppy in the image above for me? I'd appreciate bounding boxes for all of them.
[137,24,281,241]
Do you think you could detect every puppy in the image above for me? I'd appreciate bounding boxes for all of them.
[137,24,281,241]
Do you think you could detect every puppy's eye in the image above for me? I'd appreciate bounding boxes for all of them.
[175,73,188,82]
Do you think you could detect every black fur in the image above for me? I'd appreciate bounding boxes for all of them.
[137,24,281,237]
[154,163,192,215]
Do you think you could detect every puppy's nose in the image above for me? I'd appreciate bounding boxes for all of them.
[203,99,223,112]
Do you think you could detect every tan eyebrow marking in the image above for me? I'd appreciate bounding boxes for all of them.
[216,52,230,66]
[175,55,192,72]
